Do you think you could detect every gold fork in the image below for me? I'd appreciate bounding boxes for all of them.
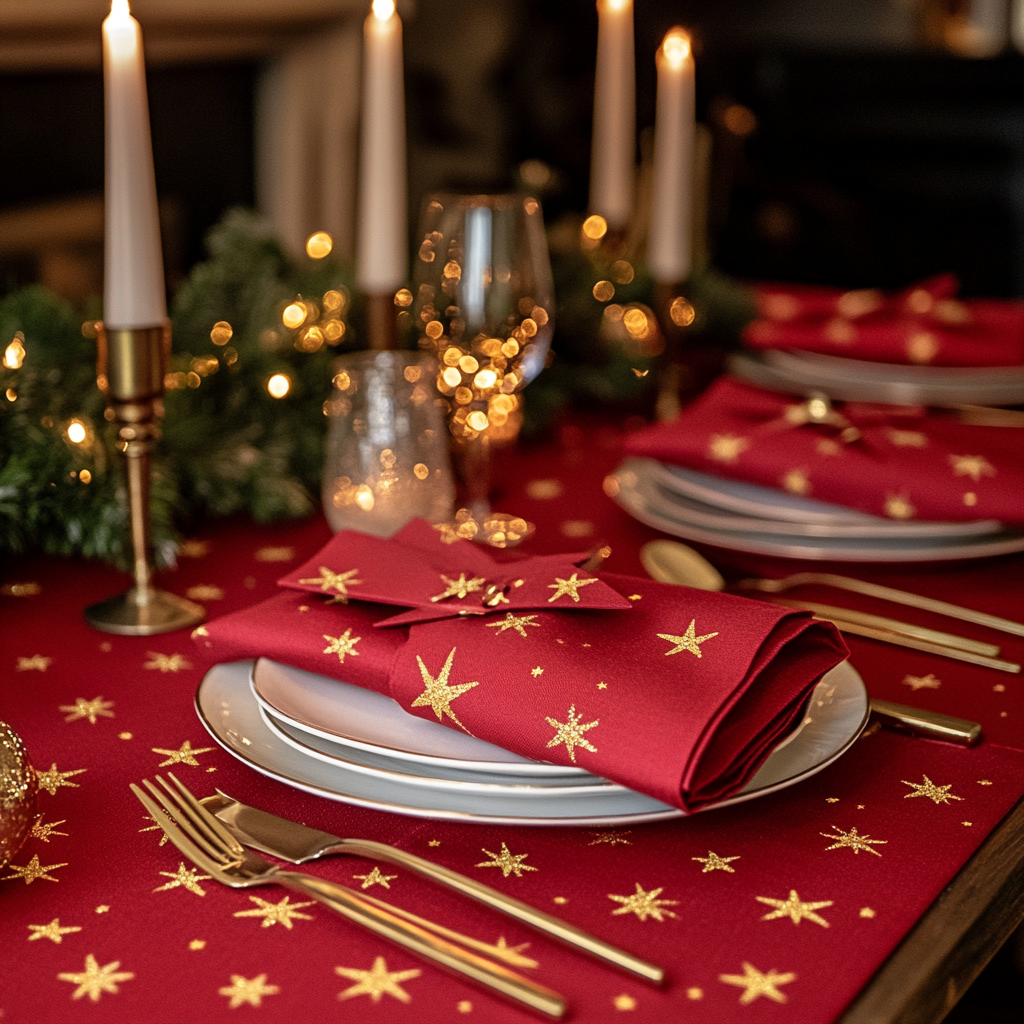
[131,773,565,1018]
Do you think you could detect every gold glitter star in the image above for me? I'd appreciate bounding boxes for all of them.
[59,696,115,724]
[2,854,68,884]
[720,963,795,1005]
[608,883,678,922]
[486,612,540,638]
[28,918,81,943]
[531,666,544,677]
[781,468,811,495]
[547,573,599,603]
[431,572,487,602]
[428,839,440,846]
[353,866,398,889]
[884,493,915,520]
[597,681,608,689]
[186,585,224,601]
[589,831,632,846]
[336,957,421,1003]
[613,994,637,1010]
[860,907,876,918]
[489,936,536,968]
[144,652,192,672]
[298,566,362,600]
[658,619,719,658]
[545,704,598,763]
[233,895,315,929]
[191,626,209,639]
[692,851,740,873]
[58,954,133,1002]
[708,434,750,463]
[139,816,170,846]
[152,740,215,767]
[821,825,887,856]
[411,648,479,731]
[756,890,833,927]
[476,843,538,878]
[322,628,361,663]
[887,429,928,447]
[949,454,996,483]
[31,817,68,842]
[219,974,280,1008]
[902,774,963,805]
[154,863,211,895]
[35,763,86,795]
[903,672,941,691]
[16,654,51,671]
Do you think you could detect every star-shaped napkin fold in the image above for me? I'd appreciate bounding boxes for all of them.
[277,519,632,627]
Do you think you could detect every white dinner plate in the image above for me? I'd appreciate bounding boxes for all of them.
[195,659,869,825]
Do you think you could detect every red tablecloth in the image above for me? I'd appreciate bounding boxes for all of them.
[3,417,1023,1024]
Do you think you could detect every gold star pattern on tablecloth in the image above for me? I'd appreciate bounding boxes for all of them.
[154,862,211,895]
[299,566,362,600]
[139,815,170,845]
[28,918,81,943]
[476,843,537,878]
[719,963,795,1004]
[545,704,598,763]
[354,866,398,889]
[821,826,887,856]
[490,937,536,968]
[431,573,487,602]
[57,954,133,1002]
[949,454,995,482]
[693,851,740,873]
[336,957,421,1003]
[411,648,479,731]
[31,817,68,842]
[219,974,279,1008]
[589,831,632,846]
[708,434,750,463]
[902,775,963,805]
[152,740,215,767]
[531,666,544,677]
[233,895,315,928]
[547,573,599,603]
[144,652,192,672]
[59,696,115,724]
[16,655,51,671]
[35,764,86,795]
[782,468,811,495]
[903,672,941,691]
[487,612,540,638]
[658,620,719,658]
[2,854,68,884]
[322,629,361,663]
[884,493,915,520]
[756,890,833,927]
[608,883,678,922]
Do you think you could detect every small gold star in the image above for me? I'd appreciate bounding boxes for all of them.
[949,454,996,483]
[336,957,421,1003]
[298,565,362,600]
[708,434,750,463]
[431,572,487,602]
[781,468,811,495]
[545,704,598,763]
[186,585,224,601]
[487,936,536,968]
[888,429,928,447]
[28,918,81,943]
[884,493,915,520]
[589,831,632,846]
[597,681,608,689]
[903,672,941,691]
[756,890,832,927]
[821,825,887,856]
[860,907,876,918]
[658,619,719,658]
[139,815,170,845]
[978,780,993,786]
[255,546,294,561]
[16,654,51,671]
[458,999,473,1012]
[152,740,215,767]
[687,987,703,1000]
[59,696,115,724]
[322,629,361,663]
[191,626,209,638]
[476,843,537,878]
[219,973,280,1008]
[2,854,68,884]
[353,866,398,889]
[411,648,479,731]
[189,939,206,950]
[608,883,678,922]
[547,573,599,603]
[720,962,795,1005]
[613,994,637,1010]
[428,840,441,846]
[31,817,68,842]
[692,851,740,873]
[486,612,540,638]
[144,652,192,672]
[531,666,544,677]
[58,954,133,1002]
[902,775,963,805]
[154,862,211,896]
[35,763,86,795]
[826,797,840,803]
[95,906,110,914]
[233,895,315,928]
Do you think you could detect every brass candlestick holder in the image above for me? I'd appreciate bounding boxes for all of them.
[83,323,204,635]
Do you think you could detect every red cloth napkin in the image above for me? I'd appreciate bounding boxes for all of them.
[744,274,1024,367]
[196,523,847,813]
[625,376,1024,526]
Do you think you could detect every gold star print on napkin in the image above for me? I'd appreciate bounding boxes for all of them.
[949,454,995,482]
[490,937,537,969]
[411,648,479,731]
[545,705,599,763]
[821,826,887,856]
[139,815,170,845]
[708,434,750,463]
[902,775,964,804]
[57,954,133,1002]
[35,764,86,795]
[476,843,537,878]
[353,866,398,889]
[608,883,679,922]
[59,696,115,724]
[431,573,487,602]
[547,573,599,603]
[233,896,315,929]
[27,919,81,943]
[693,851,740,873]
[299,566,362,600]
[719,963,795,1004]
[31,818,68,842]
[152,740,215,767]
[335,957,421,1003]
[219,974,280,1008]
[486,612,540,637]
[16,655,51,671]
[144,652,192,672]
[903,672,941,691]
[756,890,833,927]
[658,620,719,658]
[2,855,68,884]
[589,831,632,846]
[322,629,361,663]
[153,863,211,896]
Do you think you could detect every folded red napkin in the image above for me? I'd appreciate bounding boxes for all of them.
[196,521,847,813]
[625,376,1024,526]
[744,274,1024,368]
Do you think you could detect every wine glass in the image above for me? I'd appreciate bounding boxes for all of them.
[412,193,554,515]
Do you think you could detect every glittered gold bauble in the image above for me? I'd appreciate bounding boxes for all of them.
[0,721,37,869]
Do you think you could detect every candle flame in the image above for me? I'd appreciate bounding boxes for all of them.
[661,28,691,68]
[372,0,396,20]
[109,0,131,22]
[600,0,631,12]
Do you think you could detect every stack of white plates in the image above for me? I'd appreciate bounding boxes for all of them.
[611,457,1024,562]
[195,657,869,826]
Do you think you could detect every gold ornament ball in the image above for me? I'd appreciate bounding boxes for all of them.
[0,721,37,869]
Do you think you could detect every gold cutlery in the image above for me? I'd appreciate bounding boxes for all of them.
[870,700,981,746]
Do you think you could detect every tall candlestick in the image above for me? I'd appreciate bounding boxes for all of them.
[357,0,408,297]
[589,0,635,231]
[102,0,166,329]
[648,28,695,284]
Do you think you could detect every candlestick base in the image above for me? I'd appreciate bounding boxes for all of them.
[84,587,205,637]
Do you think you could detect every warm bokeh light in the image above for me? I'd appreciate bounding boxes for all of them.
[593,281,615,302]
[721,103,757,137]
[372,0,396,20]
[210,321,233,346]
[425,320,444,340]
[323,289,345,311]
[393,288,413,307]
[355,484,375,510]
[4,337,26,369]
[442,366,462,388]
[414,463,429,480]
[67,420,87,444]
[602,0,631,12]
[6,388,17,401]
[467,411,489,431]
[305,231,333,259]
[109,0,131,22]
[267,373,291,398]
[669,296,696,326]
[661,28,691,68]
[457,355,479,374]
[333,371,351,391]
[582,214,608,240]
[473,368,497,389]
[282,302,306,329]
[79,469,93,484]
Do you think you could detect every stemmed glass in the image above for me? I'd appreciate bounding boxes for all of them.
[412,193,554,516]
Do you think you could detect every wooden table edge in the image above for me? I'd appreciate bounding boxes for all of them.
[838,793,1024,1024]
